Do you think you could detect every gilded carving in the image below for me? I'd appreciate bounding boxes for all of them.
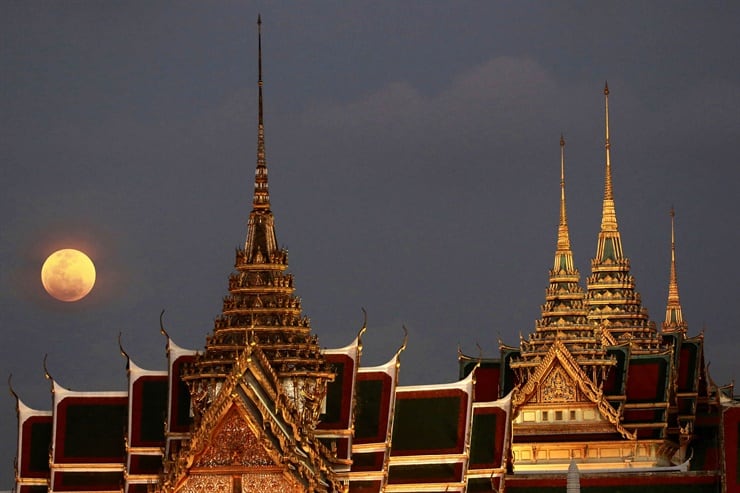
[541,366,576,402]
[241,472,302,493]
[195,407,273,467]
[180,474,230,493]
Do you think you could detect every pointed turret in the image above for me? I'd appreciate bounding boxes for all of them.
[554,135,576,274]
[253,15,269,212]
[184,18,333,426]
[511,137,613,385]
[585,84,658,348]
[541,135,588,328]
[663,207,686,332]
[596,82,622,258]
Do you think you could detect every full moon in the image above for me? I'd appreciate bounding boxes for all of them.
[41,249,96,302]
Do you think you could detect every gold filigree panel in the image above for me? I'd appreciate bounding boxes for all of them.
[195,406,274,467]
[180,474,231,493]
[241,472,302,493]
[541,366,576,402]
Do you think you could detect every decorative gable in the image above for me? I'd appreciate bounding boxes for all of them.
[511,339,634,440]
[194,406,273,468]
[541,366,577,403]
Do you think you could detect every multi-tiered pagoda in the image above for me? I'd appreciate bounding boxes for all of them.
[12,19,740,493]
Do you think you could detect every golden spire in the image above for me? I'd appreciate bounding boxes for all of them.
[664,207,685,330]
[556,134,571,256]
[253,14,270,211]
[600,82,618,232]
[586,84,655,345]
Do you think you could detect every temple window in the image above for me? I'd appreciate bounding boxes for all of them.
[542,411,549,422]
[555,410,563,421]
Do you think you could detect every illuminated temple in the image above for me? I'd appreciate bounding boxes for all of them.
[12,19,740,493]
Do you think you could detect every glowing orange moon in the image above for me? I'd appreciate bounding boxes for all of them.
[41,249,96,302]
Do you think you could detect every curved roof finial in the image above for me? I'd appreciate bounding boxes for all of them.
[395,325,409,360]
[42,354,52,382]
[253,14,270,211]
[42,354,56,394]
[118,332,131,371]
[159,309,170,339]
[8,374,18,403]
[356,307,368,354]
[358,307,368,340]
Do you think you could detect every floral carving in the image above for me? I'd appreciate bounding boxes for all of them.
[195,407,274,467]
[180,474,230,493]
[541,366,576,402]
[241,473,302,492]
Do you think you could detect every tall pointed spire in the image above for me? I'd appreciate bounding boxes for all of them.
[540,135,587,327]
[556,134,572,262]
[184,17,333,426]
[244,15,278,261]
[664,207,686,331]
[593,82,623,262]
[253,14,270,211]
[586,84,657,347]
[600,82,619,234]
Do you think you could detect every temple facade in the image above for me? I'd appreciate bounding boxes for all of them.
[12,19,740,493]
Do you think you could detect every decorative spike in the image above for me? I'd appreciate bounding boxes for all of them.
[253,14,270,210]
[556,134,571,254]
[600,82,618,232]
[587,84,656,346]
[664,207,685,330]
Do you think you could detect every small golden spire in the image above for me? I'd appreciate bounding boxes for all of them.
[600,81,618,232]
[665,207,685,329]
[556,134,572,254]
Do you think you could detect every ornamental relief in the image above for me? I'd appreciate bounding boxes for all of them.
[195,407,274,468]
[540,366,577,403]
[180,474,231,493]
[241,472,303,493]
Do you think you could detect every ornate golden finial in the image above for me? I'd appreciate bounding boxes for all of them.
[253,14,270,211]
[556,134,571,253]
[601,81,618,232]
[664,206,685,329]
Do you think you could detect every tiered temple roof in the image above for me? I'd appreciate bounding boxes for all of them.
[182,16,333,429]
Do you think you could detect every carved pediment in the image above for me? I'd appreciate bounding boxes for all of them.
[194,406,274,468]
[541,366,577,403]
[511,339,635,440]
